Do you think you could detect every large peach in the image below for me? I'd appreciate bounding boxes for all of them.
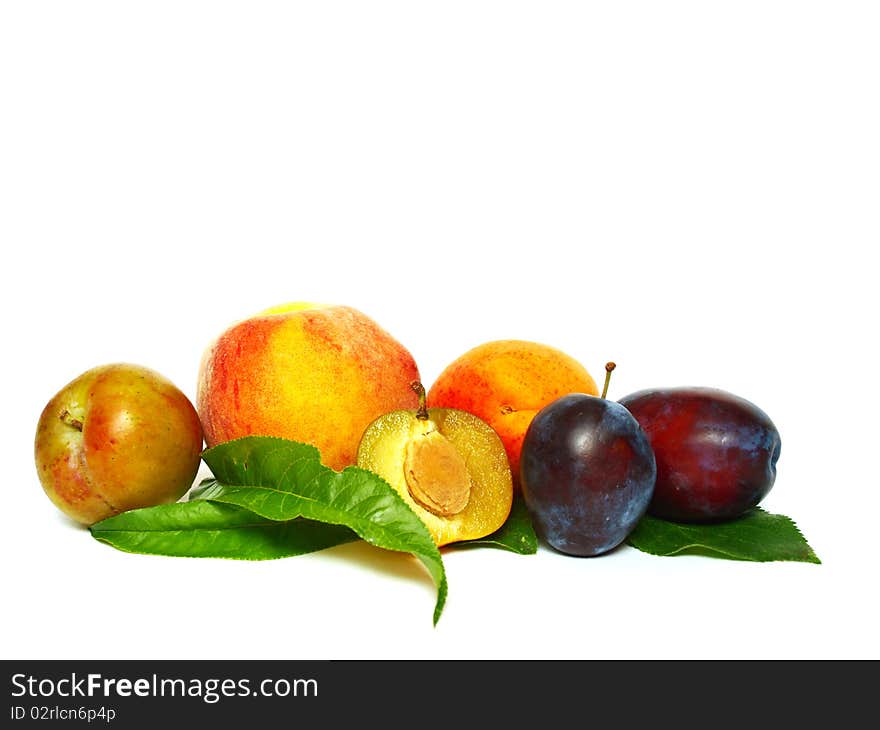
[197,303,420,471]
[427,340,598,486]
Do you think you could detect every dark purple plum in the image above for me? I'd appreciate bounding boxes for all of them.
[618,387,780,523]
[520,392,656,557]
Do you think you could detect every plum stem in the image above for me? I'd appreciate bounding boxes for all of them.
[59,409,83,432]
[411,381,429,420]
[601,362,616,399]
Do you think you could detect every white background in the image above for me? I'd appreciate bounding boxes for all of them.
[2,2,877,660]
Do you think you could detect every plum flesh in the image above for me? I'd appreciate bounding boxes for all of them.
[619,387,780,522]
[520,394,656,556]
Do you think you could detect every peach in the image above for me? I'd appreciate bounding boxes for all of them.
[197,303,420,471]
[427,340,598,486]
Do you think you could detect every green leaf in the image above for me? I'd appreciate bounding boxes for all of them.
[452,495,538,554]
[187,477,225,502]
[626,508,821,563]
[90,500,357,559]
[201,436,448,625]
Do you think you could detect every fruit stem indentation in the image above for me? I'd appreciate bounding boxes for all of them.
[59,409,84,432]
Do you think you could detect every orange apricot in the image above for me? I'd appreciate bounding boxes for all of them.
[427,340,598,486]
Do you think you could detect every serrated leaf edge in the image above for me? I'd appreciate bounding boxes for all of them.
[627,508,822,564]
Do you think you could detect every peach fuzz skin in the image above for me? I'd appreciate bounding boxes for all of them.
[197,303,420,471]
[427,340,598,486]
[34,364,204,525]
